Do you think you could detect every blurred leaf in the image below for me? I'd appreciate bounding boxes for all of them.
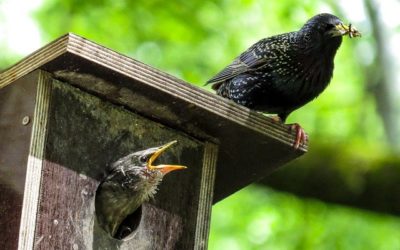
[210,186,400,250]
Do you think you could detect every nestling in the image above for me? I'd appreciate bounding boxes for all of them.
[95,140,186,239]
[207,13,361,148]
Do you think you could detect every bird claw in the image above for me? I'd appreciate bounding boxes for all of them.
[269,117,308,149]
[288,123,308,149]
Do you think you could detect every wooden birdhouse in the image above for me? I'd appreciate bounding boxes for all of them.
[0,34,306,250]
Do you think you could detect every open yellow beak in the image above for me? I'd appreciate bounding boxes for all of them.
[333,23,361,38]
[147,140,187,174]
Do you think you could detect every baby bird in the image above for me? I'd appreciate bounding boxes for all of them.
[95,141,186,239]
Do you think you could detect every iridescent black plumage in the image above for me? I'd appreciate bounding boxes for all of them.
[207,13,359,123]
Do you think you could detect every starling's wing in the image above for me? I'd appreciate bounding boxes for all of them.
[206,39,269,85]
[206,58,255,84]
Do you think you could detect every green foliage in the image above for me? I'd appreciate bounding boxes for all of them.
[0,0,398,249]
[210,185,400,250]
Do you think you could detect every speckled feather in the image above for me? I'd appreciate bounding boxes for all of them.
[207,13,345,122]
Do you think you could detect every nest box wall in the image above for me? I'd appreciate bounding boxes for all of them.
[0,33,306,250]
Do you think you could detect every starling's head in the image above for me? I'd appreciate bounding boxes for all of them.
[138,140,187,174]
[112,140,187,202]
[112,140,187,176]
[96,141,186,239]
[300,13,361,48]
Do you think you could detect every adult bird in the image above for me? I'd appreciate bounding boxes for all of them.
[206,13,361,148]
[95,140,186,239]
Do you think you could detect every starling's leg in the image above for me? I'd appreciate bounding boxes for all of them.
[288,123,308,149]
[270,114,307,149]
[271,115,307,149]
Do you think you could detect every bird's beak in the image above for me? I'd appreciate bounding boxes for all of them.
[331,23,361,38]
[147,140,187,174]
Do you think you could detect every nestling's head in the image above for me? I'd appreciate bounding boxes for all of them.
[112,140,186,176]
[95,140,186,239]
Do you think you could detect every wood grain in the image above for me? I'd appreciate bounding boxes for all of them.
[194,143,218,250]
[0,72,38,250]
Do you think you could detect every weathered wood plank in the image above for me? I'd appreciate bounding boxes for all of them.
[194,143,218,250]
[0,72,39,250]
[18,72,53,250]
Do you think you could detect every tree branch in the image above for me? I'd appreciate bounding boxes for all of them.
[259,142,400,215]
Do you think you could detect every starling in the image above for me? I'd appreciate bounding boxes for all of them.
[95,140,186,239]
[206,13,361,148]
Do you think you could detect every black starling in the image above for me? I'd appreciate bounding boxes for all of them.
[206,13,361,148]
[95,140,186,239]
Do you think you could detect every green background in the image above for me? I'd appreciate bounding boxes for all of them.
[1,0,400,249]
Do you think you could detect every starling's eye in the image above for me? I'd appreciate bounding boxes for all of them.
[139,155,149,163]
[325,23,335,31]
